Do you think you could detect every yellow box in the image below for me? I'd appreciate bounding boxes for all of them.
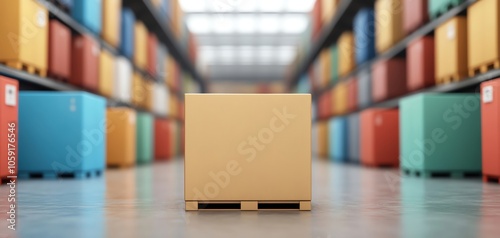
[102,0,121,47]
[318,121,329,158]
[322,0,340,24]
[338,32,355,77]
[0,0,48,76]
[334,82,348,115]
[106,108,136,168]
[320,49,331,86]
[132,72,146,107]
[143,79,154,111]
[468,0,500,76]
[375,0,404,53]
[134,21,147,70]
[435,16,468,84]
[99,50,114,98]
[185,94,311,210]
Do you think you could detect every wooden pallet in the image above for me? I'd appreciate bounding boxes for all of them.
[403,169,481,178]
[185,201,311,211]
[1,60,47,78]
[18,170,103,180]
[483,175,500,184]
[436,73,462,85]
[469,60,500,77]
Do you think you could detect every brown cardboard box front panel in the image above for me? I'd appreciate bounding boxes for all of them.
[185,94,311,201]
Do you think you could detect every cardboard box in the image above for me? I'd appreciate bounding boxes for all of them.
[106,108,136,168]
[185,94,311,210]
[372,58,407,102]
[435,17,468,84]
[481,79,500,180]
[72,0,102,34]
[403,0,428,34]
[134,21,148,70]
[120,8,135,59]
[114,56,132,103]
[360,108,399,167]
[0,77,18,181]
[354,8,376,64]
[400,93,481,174]
[407,37,435,91]
[48,20,71,80]
[136,113,153,164]
[347,113,360,163]
[0,0,48,76]
[329,117,348,162]
[154,119,171,160]
[71,34,100,92]
[18,92,106,178]
[375,0,404,53]
[339,32,355,77]
[99,50,114,98]
[102,0,121,47]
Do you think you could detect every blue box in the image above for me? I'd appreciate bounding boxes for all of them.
[18,92,106,178]
[120,7,135,59]
[354,8,376,65]
[347,114,360,163]
[358,69,372,108]
[329,117,348,162]
[72,0,102,34]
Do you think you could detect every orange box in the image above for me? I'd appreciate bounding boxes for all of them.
[322,0,340,24]
[347,77,358,112]
[372,59,407,102]
[106,108,136,168]
[360,108,399,167]
[134,21,148,70]
[0,76,18,182]
[403,0,428,34]
[318,121,329,158]
[320,49,331,87]
[407,37,435,91]
[71,34,100,92]
[468,0,500,77]
[154,119,171,160]
[435,16,468,84]
[48,19,71,80]
[143,79,154,111]
[132,72,146,107]
[338,32,355,77]
[102,0,121,47]
[334,82,348,115]
[147,33,158,77]
[375,0,404,53]
[481,78,500,181]
[99,50,114,98]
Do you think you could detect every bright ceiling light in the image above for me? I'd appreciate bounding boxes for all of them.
[285,0,316,12]
[282,15,309,34]
[236,15,257,34]
[258,15,280,34]
[187,15,212,34]
[212,15,236,33]
[234,0,257,12]
[179,0,207,12]
[258,0,285,12]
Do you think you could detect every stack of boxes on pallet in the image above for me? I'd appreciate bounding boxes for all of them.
[301,0,500,183]
[0,0,195,181]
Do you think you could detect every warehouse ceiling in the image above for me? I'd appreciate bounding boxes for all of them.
[180,0,316,83]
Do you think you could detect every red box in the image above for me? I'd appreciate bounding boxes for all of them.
[48,20,71,81]
[347,77,358,112]
[403,0,428,34]
[407,37,435,92]
[318,90,331,119]
[481,79,500,182]
[372,59,407,102]
[147,33,158,77]
[154,119,171,160]
[360,108,399,167]
[0,76,18,183]
[312,0,322,40]
[71,34,99,92]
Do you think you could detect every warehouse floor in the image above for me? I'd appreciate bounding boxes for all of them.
[2,158,500,238]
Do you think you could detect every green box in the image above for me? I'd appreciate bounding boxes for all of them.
[400,93,482,174]
[136,112,154,164]
[428,0,464,19]
[330,44,339,84]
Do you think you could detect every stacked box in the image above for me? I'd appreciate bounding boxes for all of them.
[403,0,428,34]
[435,17,468,84]
[143,79,154,111]
[407,37,435,91]
[334,82,348,115]
[468,0,500,77]
[147,33,158,77]
[72,0,102,34]
[120,8,135,59]
[347,77,358,112]
[347,113,360,163]
[358,69,372,108]
[429,0,464,19]
[372,59,407,102]
[321,49,331,87]
[360,108,399,167]
[48,20,71,80]
[312,0,322,40]
[318,121,329,158]
[71,35,100,92]
[153,83,168,116]
[99,50,114,98]
[0,0,48,76]
[375,0,404,53]
[132,72,146,107]
[481,79,500,181]
[154,119,171,160]
[319,91,331,119]
[157,44,167,80]
[136,113,154,164]
[354,8,376,64]
[134,21,148,70]
[400,93,481,175]
[106,108,136,168]
[0,77,18,182]
[329,117,348,162]
[322,0,339,24]
[18,92,106,178]
[339,32,355,77]
[330,45,339,83]
[114,57,132,103]
[101,0,121,47]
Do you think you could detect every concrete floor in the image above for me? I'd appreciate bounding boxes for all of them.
[1,158,500,238]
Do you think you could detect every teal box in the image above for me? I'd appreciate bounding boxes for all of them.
[400,93,482,174]
[18,92,106,178]
[329,117,348,162]
[428,0,464,19]
[137,113,154,164]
